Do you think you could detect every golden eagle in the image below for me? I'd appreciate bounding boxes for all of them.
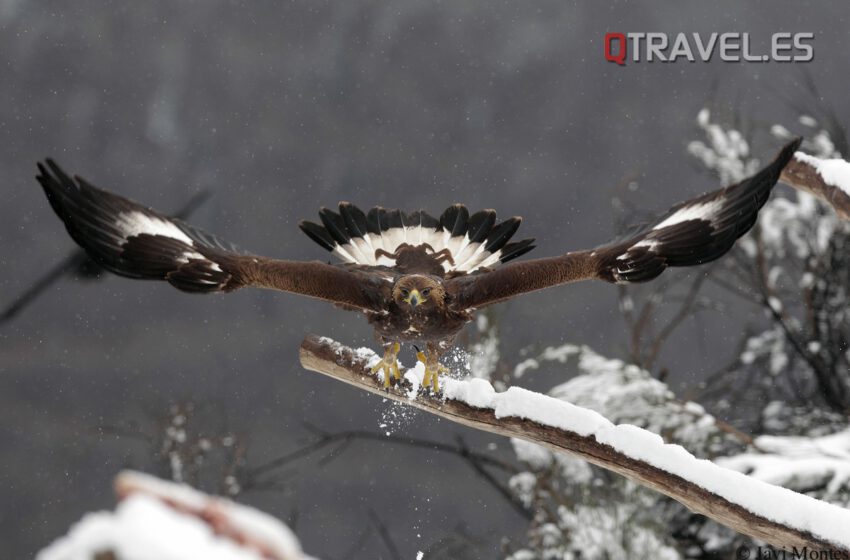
[36,139,799,391]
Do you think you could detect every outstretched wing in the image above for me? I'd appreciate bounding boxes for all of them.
[36,160,389,311]
[447,139,801,310]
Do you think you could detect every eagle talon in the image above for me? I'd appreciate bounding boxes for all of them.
[371,342,401,388]
[420,352,448,394]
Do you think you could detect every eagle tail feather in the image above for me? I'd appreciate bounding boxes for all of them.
[300,203,534,273]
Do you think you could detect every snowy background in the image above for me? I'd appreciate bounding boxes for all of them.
[2,2,849,558]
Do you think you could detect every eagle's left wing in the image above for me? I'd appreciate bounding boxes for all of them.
[36,160,390,312]
[447,138,801,311]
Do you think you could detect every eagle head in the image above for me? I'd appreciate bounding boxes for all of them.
[393,275,445,310]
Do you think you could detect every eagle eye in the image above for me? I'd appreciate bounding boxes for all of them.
[400,288,410,297]
[421,288,431,296]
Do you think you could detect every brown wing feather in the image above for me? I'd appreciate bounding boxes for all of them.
[37,159,390,312]
[223,256,390,311]
[446,251,598,310]
[447,139,800,311]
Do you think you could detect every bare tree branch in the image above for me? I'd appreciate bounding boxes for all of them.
[367,508,402,560]
[243,425,532,519]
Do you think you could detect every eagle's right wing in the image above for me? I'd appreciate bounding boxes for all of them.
[36,160,390,312]
[447,139,801,311]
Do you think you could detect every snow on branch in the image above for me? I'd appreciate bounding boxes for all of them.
[718,428,850,502]
[780,152,850,220]
[690,107,850,220]
[38,471,308,560]
[299,335,850,553]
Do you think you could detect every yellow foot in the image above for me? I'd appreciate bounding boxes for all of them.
[418,351,448,393]
[371,342,401,388]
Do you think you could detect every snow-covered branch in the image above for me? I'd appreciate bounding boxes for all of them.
[688,109,850,417]
[299,335,850,553]
[38,471,309,560]
[690,107,850,221]
[781,152,850,220]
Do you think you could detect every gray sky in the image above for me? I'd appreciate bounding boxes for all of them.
[1,2,847,557]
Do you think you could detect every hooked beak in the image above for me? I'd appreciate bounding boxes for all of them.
[404,289,423,308]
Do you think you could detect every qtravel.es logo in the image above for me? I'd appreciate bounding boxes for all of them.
[604,32,814,65]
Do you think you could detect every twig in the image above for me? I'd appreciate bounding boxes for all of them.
[452,435,532,520]
[644,271,711,370]
[367,508,402,560]
[244,425,529,518]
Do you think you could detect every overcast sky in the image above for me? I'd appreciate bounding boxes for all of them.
[1,2,848,557]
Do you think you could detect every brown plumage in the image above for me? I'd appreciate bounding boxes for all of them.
[36,139,800,391]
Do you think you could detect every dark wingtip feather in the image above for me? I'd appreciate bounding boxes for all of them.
[440,204,470,236]
[366,207,381,234]
[373,206,390,231]
[419,210,439,229]
[781,137,803,160]
[385,208,403,229]
[45,158,74,186]
[499,238,536,263]
[318,207,351,245]
[755,137,800,187]
[468,210,497,243]
[404,210,422,225]
[36,159,80,223]
[339,202,368,238]
[299,220,336,251]
[485,217,522,253]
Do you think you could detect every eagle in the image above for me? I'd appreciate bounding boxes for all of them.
[36,139,799,392]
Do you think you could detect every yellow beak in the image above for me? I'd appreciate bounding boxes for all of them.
[404,289,423,308]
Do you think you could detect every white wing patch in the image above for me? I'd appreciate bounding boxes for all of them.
[652,200,723,230]
[630,238,661,252]
[178,251,206,264]
[116,211,195,245]
[115,211,224,270]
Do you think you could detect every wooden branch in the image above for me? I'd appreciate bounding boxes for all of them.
[781,153,850,220]
[299,334,850,553]
[116,471,306,560]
